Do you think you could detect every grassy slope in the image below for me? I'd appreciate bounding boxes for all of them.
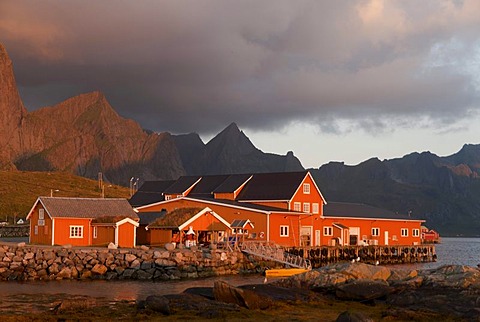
[0,171,129,222]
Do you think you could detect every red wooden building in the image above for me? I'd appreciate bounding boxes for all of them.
[131,171,425,247]
[27,197,139,247]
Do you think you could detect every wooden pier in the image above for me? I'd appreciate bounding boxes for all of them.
[284,245,437,268]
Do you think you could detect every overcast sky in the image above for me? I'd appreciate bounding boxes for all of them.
[2,0,480,168]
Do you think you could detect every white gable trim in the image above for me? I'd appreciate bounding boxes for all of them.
[26,197,54,220]
[115,217,140,227]
[178,207,231,231]
[289,171,327,205]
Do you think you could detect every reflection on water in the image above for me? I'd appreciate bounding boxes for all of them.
[388,237,480,270]
[0,274,266,302]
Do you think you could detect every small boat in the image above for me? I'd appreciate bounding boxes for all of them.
[264,268,310,277]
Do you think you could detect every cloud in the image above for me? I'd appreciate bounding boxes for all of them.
[1,0,480,137]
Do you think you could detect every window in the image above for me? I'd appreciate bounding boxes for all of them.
[303,203,310,213]
[165,195,172,201]
[34,225,38,235]
[93,226,98,239]
[401,228,408,237]
[312,203,319,214]
[293,202,301,212]
[323,226,333,236]
[69,226,83,238]
[392,235,398,241]
[303,183,310,194]
[412,229,420,237]
[371,228,380,236]
[38,219,45,227]
[39,209,44,220]
[280,225,289,237]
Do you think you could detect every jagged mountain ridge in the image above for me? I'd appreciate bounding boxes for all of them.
[311,145,480,236]
[0,43,303,185]
[177,123,304,175]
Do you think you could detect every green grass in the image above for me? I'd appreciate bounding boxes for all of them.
[0,171,129,222]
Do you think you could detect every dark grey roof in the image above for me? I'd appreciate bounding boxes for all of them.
[128,180,176,207]
[39,197,138,220]
[323,202,416,220]
[237,171,308,201]
[213,174,252,193]
[189,175,231,197]
[230,219,253,228]
[137,211,167,225]
[164,176,201,194]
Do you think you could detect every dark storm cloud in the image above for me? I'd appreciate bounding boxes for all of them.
[1,0,480,136]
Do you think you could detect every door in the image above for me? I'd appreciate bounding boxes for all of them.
[300,226,313,246]
[349,227,360,245]
[315,230,321,246]
[384,231,389,246]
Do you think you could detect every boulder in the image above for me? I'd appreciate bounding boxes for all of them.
[335,279,392,301]
[91,264,108,275]
[164,243,175,251]
[144,295,170,315]
[108,242,117,250]
[213,281,272,309]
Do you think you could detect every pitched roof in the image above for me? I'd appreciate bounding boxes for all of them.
[148,207,204,228]
[33,197,139,220]
[237,171,308,201]
[213,174,252,193]
[230,219,254,229]
[189,174,231,197]
[163,176,201,195]
[323,202,422,221]
[128,180,176,207]
[137,211,167,225]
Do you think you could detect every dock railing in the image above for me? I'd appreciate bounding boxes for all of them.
[240,241,312,270]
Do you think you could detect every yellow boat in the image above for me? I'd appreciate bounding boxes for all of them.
[264,268,310,277]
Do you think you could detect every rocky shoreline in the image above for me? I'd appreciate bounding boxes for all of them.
[0,242,281,281]
[34,262,479,321]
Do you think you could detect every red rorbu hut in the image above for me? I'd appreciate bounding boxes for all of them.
[421,226,441,244]
[144,207,231,247]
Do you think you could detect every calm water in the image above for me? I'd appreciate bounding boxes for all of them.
[0,237,478,304]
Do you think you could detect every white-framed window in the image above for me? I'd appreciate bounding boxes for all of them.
[93,226,98,239]
[401,228,408,237]
[233,228,243,234]
[412,229,420,237]
[371,228,380,236]
[38,219,45,227]
[34,225,38,235]
[293,202,301,212]
[303,183,310,194]
[323,226,333,236]
[312,203,319,214]
[303,202,310,213]
[39,209,44,220]
[280,225,289,237]
[69,226,83,238]
[392,235,398,241]
[165,195,172,201]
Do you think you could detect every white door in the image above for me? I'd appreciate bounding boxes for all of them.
[384,231,389,245]
[315,230,321,246]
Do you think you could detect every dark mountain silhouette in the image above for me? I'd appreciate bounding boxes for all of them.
[311,145,480,236]
[175,122,304,175]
